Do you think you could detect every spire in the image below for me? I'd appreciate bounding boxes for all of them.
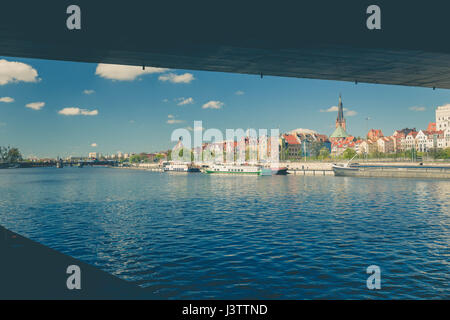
[337,94,344,121]
[335,94,346,131]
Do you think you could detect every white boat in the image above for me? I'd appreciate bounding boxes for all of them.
[163,162,200,172]
[205,164,261,175]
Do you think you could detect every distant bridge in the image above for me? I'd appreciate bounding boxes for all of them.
[16,160,118,168]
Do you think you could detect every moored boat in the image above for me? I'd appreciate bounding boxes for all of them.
[332,163,450,179]
[163,162,200,173]
[205,164,261,175]
[261,166,289,176]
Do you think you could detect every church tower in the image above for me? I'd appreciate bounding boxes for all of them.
[336,94,346,131]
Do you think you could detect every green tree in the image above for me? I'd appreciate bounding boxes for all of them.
[319,147,330,159]
[343,148,357,160]
[0,146,22,163]
[444,148,450,159]
[310,141,325,158]
[8,148,22,163]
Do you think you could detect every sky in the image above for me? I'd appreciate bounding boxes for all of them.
[1,56,450,158]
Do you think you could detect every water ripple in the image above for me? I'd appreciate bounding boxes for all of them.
[0,167,449,299]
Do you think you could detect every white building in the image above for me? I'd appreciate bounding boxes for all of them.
[436,104,450,131]
[416,130,428,152]
[88,152,98,159]
[377,137,395,153]
[401,131,418,150]
[445,128,450,148]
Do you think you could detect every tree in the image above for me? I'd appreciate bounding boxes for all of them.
[369,150,383,159]
[0,146,7,162]
[7,148,22,163]
[319,147,330,159]
[0,146,22,163]
[310,141,325,158]
[445,148,450,159]
[343,148,357,160]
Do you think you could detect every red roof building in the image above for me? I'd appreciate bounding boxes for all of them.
[367,129,384,142]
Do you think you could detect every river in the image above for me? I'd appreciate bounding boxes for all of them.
[0,167,449,299]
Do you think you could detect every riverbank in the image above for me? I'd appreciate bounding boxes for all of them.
[111,161,450,177]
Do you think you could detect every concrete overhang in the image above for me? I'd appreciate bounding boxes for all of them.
[1,1,450,88]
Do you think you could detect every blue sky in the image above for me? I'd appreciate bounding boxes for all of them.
[1,56,450,158]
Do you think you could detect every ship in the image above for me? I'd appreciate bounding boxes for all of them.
[163,162,200,173]
[205,164,262,175]
[332,163,450,179]
[261,165,289,176]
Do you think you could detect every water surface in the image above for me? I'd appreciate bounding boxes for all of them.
[0,167,449,299]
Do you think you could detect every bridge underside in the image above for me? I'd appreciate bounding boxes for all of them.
[1,1,450,88]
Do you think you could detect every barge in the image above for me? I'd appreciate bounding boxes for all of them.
[332,163,450,179]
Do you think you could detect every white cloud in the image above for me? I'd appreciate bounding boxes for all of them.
[26,102,45,110]
[167,119,184,124]
[0,97,14,103]
[162,98,169,103]
[176,97,194,106]
[83,89,95,95]
[159,73,195,84]
[91,143,98,147]
[186,126,204,132]
[202,100,224,109]
[95,63,168,81]
[58,107,98,116]
[167,114,184,124]
[409,106,426,112]
[320,105,357,116]
[0,59,40,85]
[320,106,339,113]
[235,90,245,95]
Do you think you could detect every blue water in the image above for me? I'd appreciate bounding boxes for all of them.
[0,167,449,299]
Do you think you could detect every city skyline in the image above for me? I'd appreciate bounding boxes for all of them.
[2,56,450,158]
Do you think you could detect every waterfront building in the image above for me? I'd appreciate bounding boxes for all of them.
[436,131,446,149]
[331,136,356,156]
[367,129,384,142]
[416,130,428,152]
[377,137,395,154]
[393,128,416,152]
[445,128,450,148]
[401,131,418,150]
[88,152,98,159]
[288,129,331,155]
[359,140,377,154]
[436,104,450,131]
[353,139,364,154]
[281,134,302,160]
[423,130,443,151]
[427,122,437,132]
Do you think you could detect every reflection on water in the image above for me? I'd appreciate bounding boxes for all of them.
[0,167,449,299]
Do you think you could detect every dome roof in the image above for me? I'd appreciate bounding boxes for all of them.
[289,128,318,135]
